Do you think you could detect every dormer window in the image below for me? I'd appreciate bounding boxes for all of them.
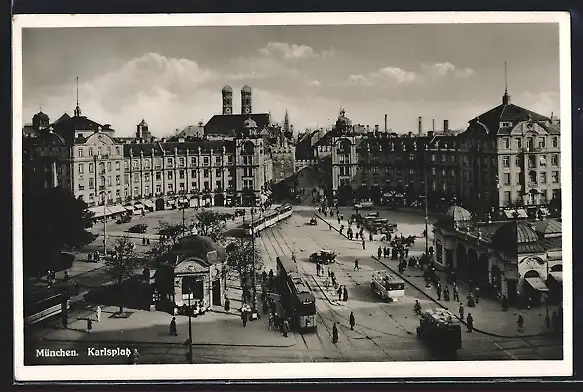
[500,121,512,128]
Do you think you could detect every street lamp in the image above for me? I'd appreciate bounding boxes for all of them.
[187,287,193,364]
[424,165,429,256]
[250,193,258,319]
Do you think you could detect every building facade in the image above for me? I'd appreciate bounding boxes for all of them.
[23,106,274,211]
[325,91,561,219]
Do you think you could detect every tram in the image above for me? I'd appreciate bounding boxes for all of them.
[276,255,317,331]
[25,292,70,325]
[371,270,405,301]
[243,204,293,236]
[416,308,462,358]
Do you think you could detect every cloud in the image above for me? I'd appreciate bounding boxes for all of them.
[420,62,475,79]
[513,91,560,117]
[346,74,372,86]
[258,42,335,61]
[374,67,418,84]
[306,80,322,87]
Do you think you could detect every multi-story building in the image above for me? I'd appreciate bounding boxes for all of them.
[23,104,274,213]
[326,90,561,219]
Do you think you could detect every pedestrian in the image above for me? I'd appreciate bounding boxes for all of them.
[86,318,93,333]
[88,252,93,262]
[349,312,355,331]
[343,286,348,302]
[128,348,139,364]
[241,310,248,327]
[517,314,524,332]
[224,297,231,312]
[337,286,343,301]
[268,313,274,331]
[96,305,101,322]
[332,322,339,344]
[338,216,341,225]
[453,284,459,301]
[466,313,474,333]
[474,287,480,304]
[354,259,360,271]
[283,319,290,337]
[362,240,366,250]
[437,286,441,301]
[62,313,68,329]
[316,263,320,276]
[63,270,69,282]
[170,317,178,336]
[327,269,331,278]
[458,303,464,320]
[377,247,382,259]
[443,286,450,302]
[369,232,373,241]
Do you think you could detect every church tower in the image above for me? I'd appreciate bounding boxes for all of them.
[222,85,233,115]
[241,85,252,114]
[283,110,290,134]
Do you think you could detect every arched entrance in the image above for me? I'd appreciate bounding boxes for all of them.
[455,243,467,279]
[155,198,165,211]
[467,248,479,287]
[477,253,490,290]
[214,193,225,207]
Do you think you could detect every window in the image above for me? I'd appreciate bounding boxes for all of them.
[515,138,522,149]
[107,176,112,186]
[124,174,129,183]
[155,172,161,180]
[116,146,120,155]
[540,172,547,184]
[527,137,534,151]
[409,154,415,161]
[227,156,233,164]
[107,147,111,156]
[431,168,436,175]
[155,158,162,169]
[116,189,120,198]
[191,157,197,166]
[78,148,84,157]
[215,156,221,165]
[552,171,559,183]
[168,171,173,180]
[539,156,547,167]
[463,156,468,164]
[107,162,112,172]
[483,157,488,167]
[216,169,221,176]
[504,191,511,203]
[133,160,139,170]
[191,182,197,189]
[144,173,150,182]
[528,155,536,168]
[552,137,558,148]
[179,183,185,191]
[503,138,510,149]
[203,156,210,165]
[515,156,521,167]
[116,175,120,185]
[216,181,221,189]
[179,158,185,167]
[409,169,415,175]
[133,187,139,195]
[125,189,129,197]
[503,156,510,168]
[539,137,546,148]
[504,173,511,185]
[99,162,105,174]
[133,174,139,183]
[191,170,197,178]
[116,161,120,170]
[79,184,85,191]
[179,170,185,179]
[78,164,84,174]
[156,185,162,194]
[144,160,150,169]
[89,147,94,156]
[168,184,174,191]
[500,121,512,128]
[529,171,537,184]
[441,168,446,177]
[204,181,209,190]
[124,161,129,170]
[204,169,210,177]
[167,158,173,167]
[89,178,94,189]
[431,154,436,163]
[551,155,558,166]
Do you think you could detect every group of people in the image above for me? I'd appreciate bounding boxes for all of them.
[87,252,101,262]
[140,237,151,246]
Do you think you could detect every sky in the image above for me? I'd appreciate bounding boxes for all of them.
[21,23,561,137]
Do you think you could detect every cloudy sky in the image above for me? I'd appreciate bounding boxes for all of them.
[22,23,560,137]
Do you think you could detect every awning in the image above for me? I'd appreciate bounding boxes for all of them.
[89,206,106,218]
[167,199,176,205]
[539,207,549,215]
[503,209,516,219]
[178,198,188,203]
[517,208,528,218]
[125,205,134,211]
[109,205,126,214]
[525,277,549,291]
[143,200,155,208]
[133,204,144,210]
[549,271,563,284]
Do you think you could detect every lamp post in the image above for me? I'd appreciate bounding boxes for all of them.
[424,166,429,256]
[251,192,258,318]
[545,254,550,328]
[187,287,193,364]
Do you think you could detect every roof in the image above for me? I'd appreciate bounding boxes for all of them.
[47,114,114,144]
[243,117,257,129]
[465,98,552,136]
[531,219,562,238]
[33,110,49,120]
[435,205,472,228]
[241,85,252,93]
[53,113,71,124]
[123,140,235,157]
[490,220,544,254]
[138,119,148,127]
[177,124,204,139]
[222,85,233,93]
[22,125,38,138]
[167,235,226,266]
[204,113,270,137]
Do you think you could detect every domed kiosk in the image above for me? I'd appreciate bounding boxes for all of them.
[490,220,544,254]
[436,205,473,228]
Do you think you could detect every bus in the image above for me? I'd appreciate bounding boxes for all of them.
[276,255,317,331]
[371,270,405,301]
[24,292,70,325]
[416,308,462,358]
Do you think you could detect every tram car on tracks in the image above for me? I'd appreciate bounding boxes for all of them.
[371,270,405,301]
[243,204,293,236]
[416,308,462,358]
[276,255,317,331]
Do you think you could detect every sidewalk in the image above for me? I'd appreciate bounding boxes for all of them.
[312,211,557,339]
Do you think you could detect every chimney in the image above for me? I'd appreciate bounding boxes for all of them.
[432,119,435,131]
[418,116,422,136]
[444,119,449,132]
[428,131,434,139]
[384,114,388,132]
[374,124,379,132]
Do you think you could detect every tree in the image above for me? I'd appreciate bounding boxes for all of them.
[225,237,263,288]
[104,236,142,313]
[149,221,190,261]
[194,210,228,243]
[23,187,97,276]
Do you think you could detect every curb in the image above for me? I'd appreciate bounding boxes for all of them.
[371,256,554,340]
[308,275,341,307]
[312,212,355,241]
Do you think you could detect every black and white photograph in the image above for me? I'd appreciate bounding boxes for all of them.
[13,12,572,381]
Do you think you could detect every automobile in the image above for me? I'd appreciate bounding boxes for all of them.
[116,214,132,224]
[309,250,337,264]
[308,218,318,225]
[128,224,148,233]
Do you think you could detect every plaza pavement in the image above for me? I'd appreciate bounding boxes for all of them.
[311,209,559,339]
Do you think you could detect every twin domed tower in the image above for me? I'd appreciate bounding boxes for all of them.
[222,85,252,115]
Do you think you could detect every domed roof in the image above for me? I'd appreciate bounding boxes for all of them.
[490,221,542,254]
[241,85,252,93]
[138,118,148,127]
[171,235,226,264]
[243,117,257,129]
[445,206,472,222]
[34,110,49,120]
[531,219,562,238]
[336,109,352,128]
[222,85,233,93]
